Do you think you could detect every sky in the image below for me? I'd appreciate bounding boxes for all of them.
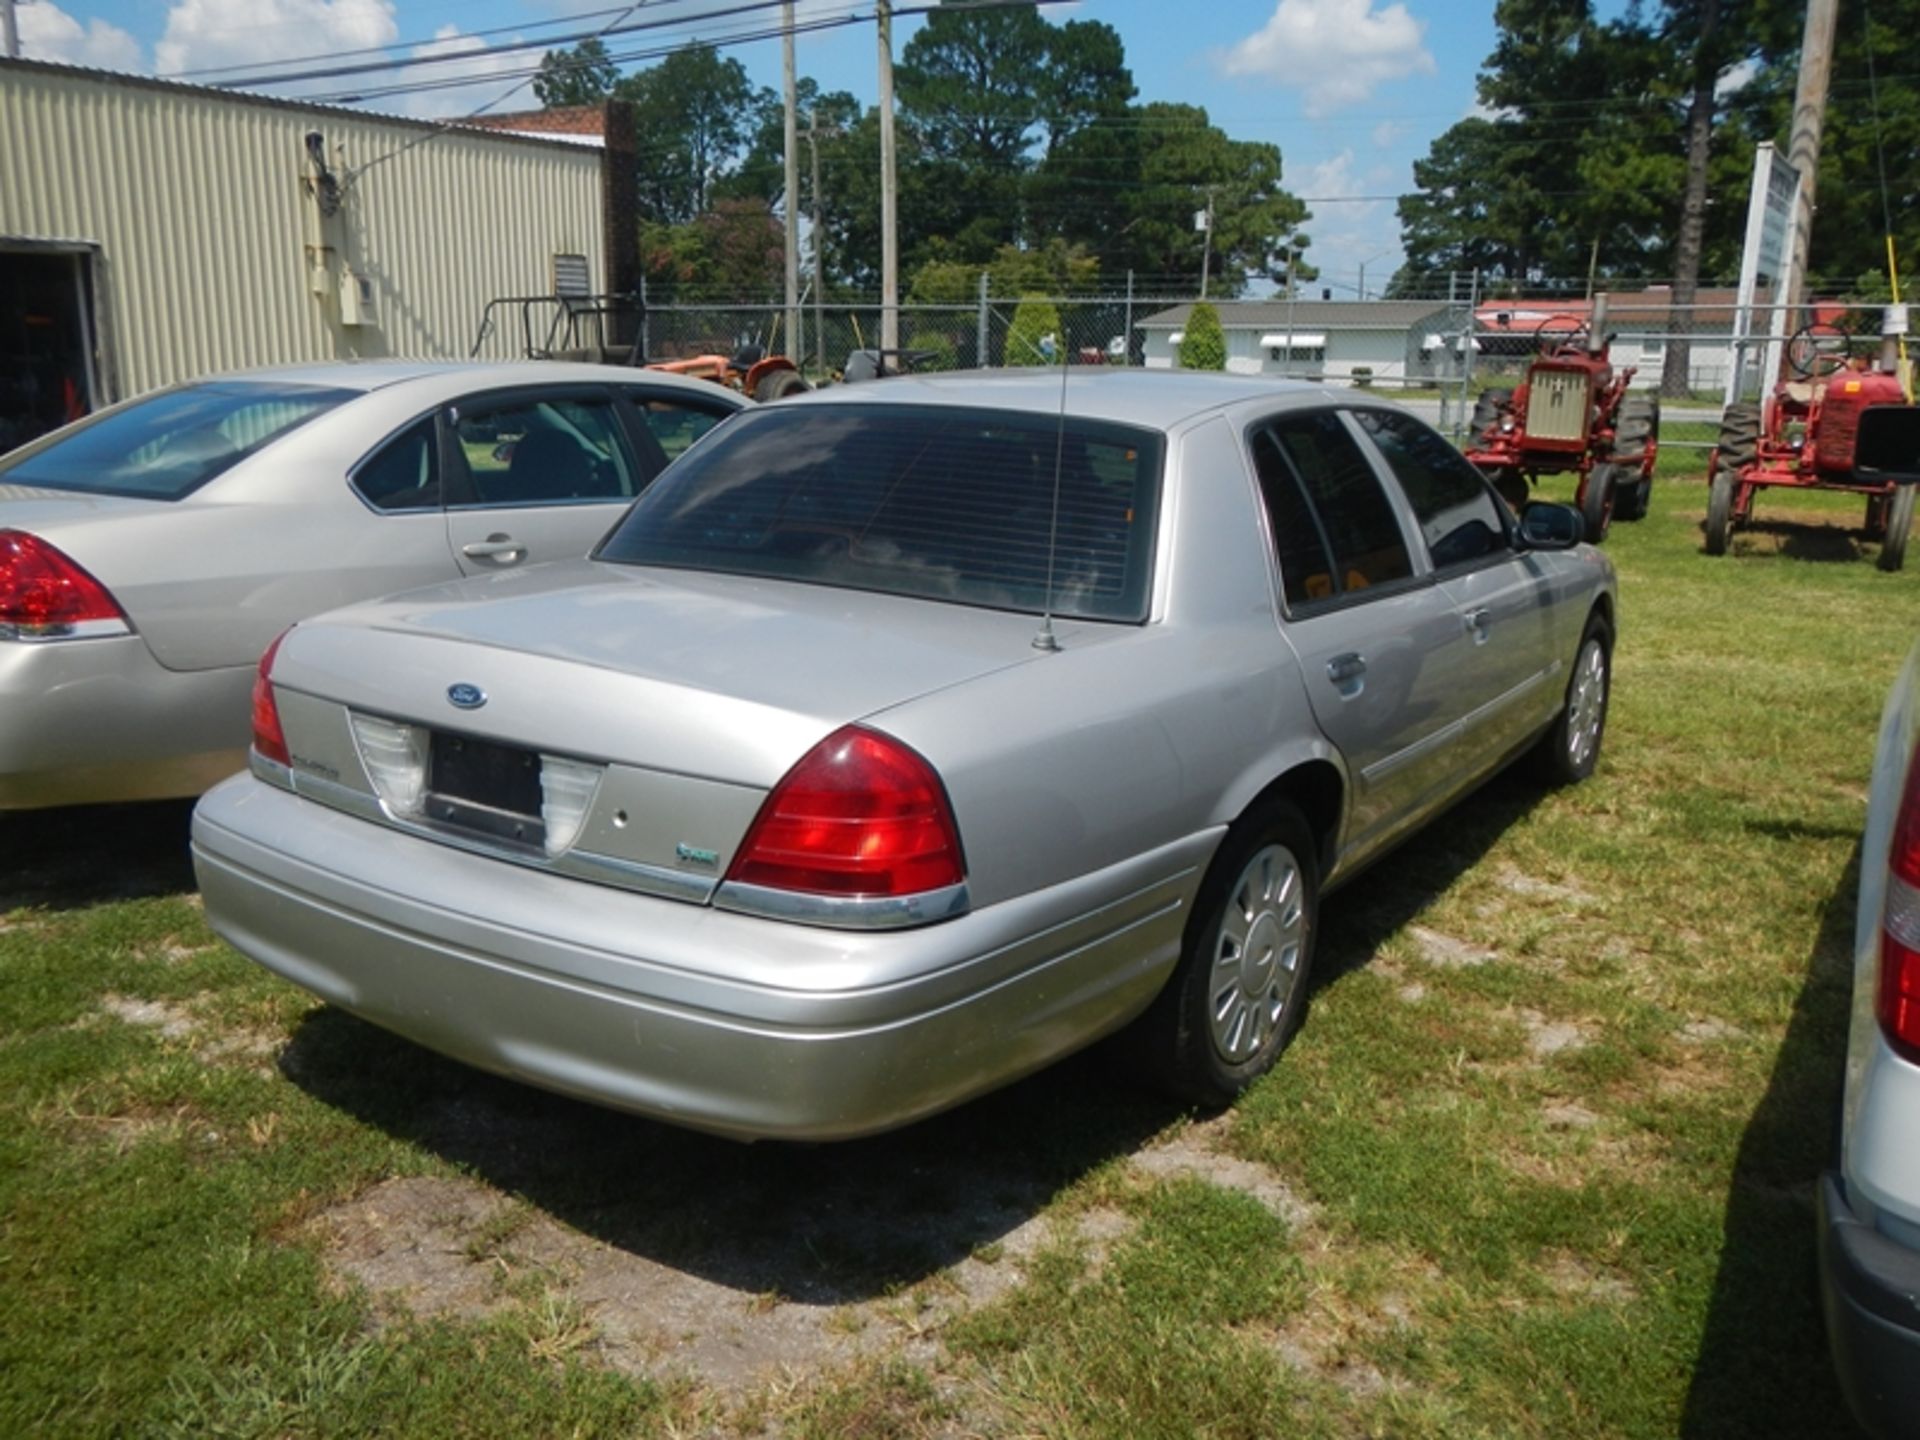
[12,0,1528,296]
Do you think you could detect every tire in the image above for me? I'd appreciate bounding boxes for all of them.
[1716,401,1761,469]
[1878,484,1916,573]
[1528,616,1611,787]
[1471,386,1514,434]
[1611,393,1658,521]
[1705,466,1735,555]
[1139,801,1320,1107]
[1489,465,1529,514]
[753,368,810,402]
[1581,463,1617,542]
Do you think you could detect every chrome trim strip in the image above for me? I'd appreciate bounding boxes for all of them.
[1361,661,1559,785]
[0,617,133,642]
[251,751,295,791]
[713,878,972,930]
[287,766,719,905]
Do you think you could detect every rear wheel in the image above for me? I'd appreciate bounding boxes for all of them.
[1141,802,1319,1107]
[1528,616,1611,786]
[1611,393,1658,521]
[753,368,810,402]
[1581,464,1617,542]
[1705,467,1736,555]
[1716,401,1761,471]
[1878,484,1916,573]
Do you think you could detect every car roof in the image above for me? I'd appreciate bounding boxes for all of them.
[194,360,736,398]
[790,369,1342,431]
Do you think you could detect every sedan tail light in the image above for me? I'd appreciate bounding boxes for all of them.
[0,530,130,640]
[1878,738,1920,1065]
[251,630,292,767]
[726,726,965,898]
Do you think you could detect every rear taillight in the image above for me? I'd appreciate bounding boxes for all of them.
[726,726,965,898]
[251,630,292,767]
[0,529,129,639]
[1878,739,1920,1064]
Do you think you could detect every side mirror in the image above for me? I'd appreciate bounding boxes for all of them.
[1517,500,1584,550]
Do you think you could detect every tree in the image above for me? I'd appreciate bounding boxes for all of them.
[908,239,1100,305]
[897,1,1051,171]
[534,37,616,108]
[1180,303,1226,371]
[1004,295,1063,365]
[1038,19,1134,147]
[616,46,760,222]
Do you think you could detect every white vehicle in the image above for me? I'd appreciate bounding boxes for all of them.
[1822,633,1920,1437]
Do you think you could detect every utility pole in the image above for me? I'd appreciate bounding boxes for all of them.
[876,0,900,354]
[808,108,828,377]
[1196,193,1213,300]
[1783,0,1838,320]
[782,2,801,366]
[2,0,19,60]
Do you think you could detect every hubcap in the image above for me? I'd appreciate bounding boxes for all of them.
[1566,638,1607,767]
[1208,844,1308,1065]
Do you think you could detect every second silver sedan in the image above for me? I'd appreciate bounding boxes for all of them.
[0,361,745,809]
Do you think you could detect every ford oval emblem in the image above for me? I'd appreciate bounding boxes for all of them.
[446,683,487,711]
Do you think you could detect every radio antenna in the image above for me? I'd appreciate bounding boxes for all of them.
[1032,333,1069,652]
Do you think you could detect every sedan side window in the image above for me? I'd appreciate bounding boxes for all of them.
[351,418,440,512]
[626,393,733,470]
[1354,409,1507,571]
[1255,410,1413,603]
[451,395,635,507]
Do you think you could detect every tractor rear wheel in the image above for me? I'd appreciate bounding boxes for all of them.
[1716,401,1761,469]
[1611,393,1659,521]
[1488,465,1529,513]
[1705,468,1736,555]
[1471,387,1513,434]
[1581,464,1617,542]
[1878,484,1916,573]
[754,368,811,402]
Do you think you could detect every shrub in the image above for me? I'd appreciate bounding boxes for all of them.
[1352,366,1374,388]
[1180,303,1227,371]
[1004,295,1064,366]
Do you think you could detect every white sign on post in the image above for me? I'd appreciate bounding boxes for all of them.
[1726,141,1803,406]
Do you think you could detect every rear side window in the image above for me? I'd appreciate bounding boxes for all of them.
[597,403,1164,622]
[352,418,440,512]
[450,395,635,506]
[0,381,354,500]
[1253,410,1412,603]
[1354,409,1507,570]
[625,393,732,470]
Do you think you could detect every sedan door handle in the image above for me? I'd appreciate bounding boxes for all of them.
[462,534,527,564]
[1326,652,1367,689]
[1464,607,1491,643]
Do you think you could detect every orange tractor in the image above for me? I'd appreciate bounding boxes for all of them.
[1464,297,1658,541]
[472,291,810,402]
[1705,316,1919,570]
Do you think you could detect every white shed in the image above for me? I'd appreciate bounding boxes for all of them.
[1136,300,1472,382]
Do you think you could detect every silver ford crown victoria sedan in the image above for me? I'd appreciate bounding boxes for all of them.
[192,372,1617,1140]
[0,361,744,809]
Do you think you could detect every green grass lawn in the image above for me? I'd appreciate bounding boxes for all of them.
[2,474,1913,1439]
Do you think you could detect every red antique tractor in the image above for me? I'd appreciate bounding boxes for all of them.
[1705,317,1919,570]
[1464,300,1658,541]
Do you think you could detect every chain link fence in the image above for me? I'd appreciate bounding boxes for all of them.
[641,284,1908,456]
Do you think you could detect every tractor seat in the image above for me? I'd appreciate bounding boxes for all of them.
[1782,381,1817,405]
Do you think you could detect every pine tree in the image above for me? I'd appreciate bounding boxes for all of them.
[1181,303,1227,371]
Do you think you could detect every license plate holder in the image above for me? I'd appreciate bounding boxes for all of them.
[427,732,546,849]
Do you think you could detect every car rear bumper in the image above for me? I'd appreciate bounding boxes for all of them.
[0,637,249,809]
[191,774,1209,1140]
[1819,1171,1920,1439]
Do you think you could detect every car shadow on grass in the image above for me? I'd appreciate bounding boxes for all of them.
[1680,842,1859,1439]
[0,799,198,912]
[271,766,1551,1307]
[277,1004,1187,1304]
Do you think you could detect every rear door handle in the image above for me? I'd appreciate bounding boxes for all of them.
[462,534,527,564]
[1464,606,1491,642]
[1326,653,1367,696]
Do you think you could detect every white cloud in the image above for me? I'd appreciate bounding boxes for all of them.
[1371,119,1408,148]
[154,0,398,83]
[391,25,533,119]
[1715,56,1760,99]
[1219,0,1435,117]
[17,2,144,71]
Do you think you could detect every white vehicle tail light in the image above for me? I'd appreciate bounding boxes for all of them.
[349,713,429,815]
[251,630,292,768]
[726,725,965,898]
[539,756,601,857]
[0,530,130,640]
[1879,737,1920,1065]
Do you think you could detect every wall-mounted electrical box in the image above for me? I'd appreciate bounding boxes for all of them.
[339,270,377,328]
